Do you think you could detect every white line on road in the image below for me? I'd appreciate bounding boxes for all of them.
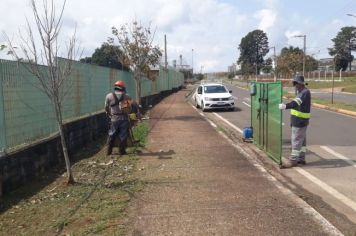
[191,103,344,234]
[215,133,343,235]
[242,101,251,107]
[212,112,243,133]
[320,146,356,168]
[295,167,356,213]
[191,105,217,128]
[233,96,238,100]
[194,102,356,221]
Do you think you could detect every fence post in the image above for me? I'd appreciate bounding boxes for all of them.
[0,60,7,155]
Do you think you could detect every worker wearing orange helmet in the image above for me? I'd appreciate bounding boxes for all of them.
[104,80,139,156]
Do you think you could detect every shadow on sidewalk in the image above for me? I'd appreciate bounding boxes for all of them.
[138,149,175,160]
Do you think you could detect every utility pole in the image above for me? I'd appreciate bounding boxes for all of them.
[294,35,306,76]
[164,35,168,69]
[255,43,258,81]
[270,46,277,82]
[191,49,194,75]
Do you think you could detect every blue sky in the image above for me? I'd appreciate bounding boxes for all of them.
[1,0,356,72]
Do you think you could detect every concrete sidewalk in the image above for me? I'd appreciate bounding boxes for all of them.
[126,88,340,236]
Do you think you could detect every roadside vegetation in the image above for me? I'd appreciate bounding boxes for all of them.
[304,77,356,93]
[312,98,356,112]
[0,122,149,236]
[284,91,356,113]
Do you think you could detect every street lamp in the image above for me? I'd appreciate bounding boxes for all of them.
[191,49,194,75]
[269,46,277,82]
[294,34,306,76]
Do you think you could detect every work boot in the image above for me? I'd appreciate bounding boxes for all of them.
[106,145,113,156]
[281,158,298,168]
[119,142,127,155]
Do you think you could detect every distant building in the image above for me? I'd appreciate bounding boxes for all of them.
[228,63,241,73]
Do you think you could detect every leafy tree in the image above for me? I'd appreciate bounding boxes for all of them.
[328,26,356,71]
[334,56,349,71]
[305,55,318,72]
[238,29,269,75]
[109,21,162,104]
[5,0,79,184]
[195,73,204,80]
[276,46,304,77]
[261,57,273,74]
[276,46,318,77]
[80,43,130,71]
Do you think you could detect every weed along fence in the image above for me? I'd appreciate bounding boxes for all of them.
[250,81,283,164]
[0,59,184,156]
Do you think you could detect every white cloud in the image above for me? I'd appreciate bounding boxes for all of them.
[1,0,352,72]
[256,9,276,32]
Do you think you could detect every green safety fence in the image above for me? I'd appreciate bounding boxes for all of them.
[250,81,283,164]
[0,59,184,154]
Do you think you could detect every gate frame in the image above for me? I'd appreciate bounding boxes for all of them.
[250,81,283,165]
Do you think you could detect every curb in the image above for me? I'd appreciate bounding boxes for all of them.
[191,103,343,236]
[312,103,356,117]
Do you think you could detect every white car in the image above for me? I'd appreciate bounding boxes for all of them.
[194,83,235,111]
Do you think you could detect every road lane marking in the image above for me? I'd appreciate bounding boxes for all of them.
[320,146,356,168]
[215,135,343,235]
[212,112,243,133]
[191,102,343,234]
[213,106,356,215]
[233,96,238,100]
[294,167,356,213]
[242,101,251,107]
[191,105,217,128]
[207,119,217,128]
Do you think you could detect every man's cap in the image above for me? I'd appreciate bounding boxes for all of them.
[293,75,305,85]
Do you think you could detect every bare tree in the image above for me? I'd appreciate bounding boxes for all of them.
[6,0,80,184]
[109,21,162,104]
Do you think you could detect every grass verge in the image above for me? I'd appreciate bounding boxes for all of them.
[0,121,149,236]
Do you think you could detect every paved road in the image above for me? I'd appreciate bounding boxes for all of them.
[311,91,356,105]
[210,83,356,226]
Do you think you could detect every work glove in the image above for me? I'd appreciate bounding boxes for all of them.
[278,103,286,110]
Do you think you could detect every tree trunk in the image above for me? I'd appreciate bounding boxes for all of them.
[58,122,74,184]
[54,102,74,184]
[135,72,142,105]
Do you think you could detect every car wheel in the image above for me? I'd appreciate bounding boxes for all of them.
[195,99,200,108]
[201,101,206,112]
[229,107,235,111]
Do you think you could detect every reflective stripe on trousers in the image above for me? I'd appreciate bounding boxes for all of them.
[291,126,307,161]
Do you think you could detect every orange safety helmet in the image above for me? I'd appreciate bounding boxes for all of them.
[114,80,125,88]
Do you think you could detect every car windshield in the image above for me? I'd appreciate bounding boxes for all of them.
[204,85,227,93]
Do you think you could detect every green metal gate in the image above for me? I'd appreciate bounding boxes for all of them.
[251,82,283,164]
